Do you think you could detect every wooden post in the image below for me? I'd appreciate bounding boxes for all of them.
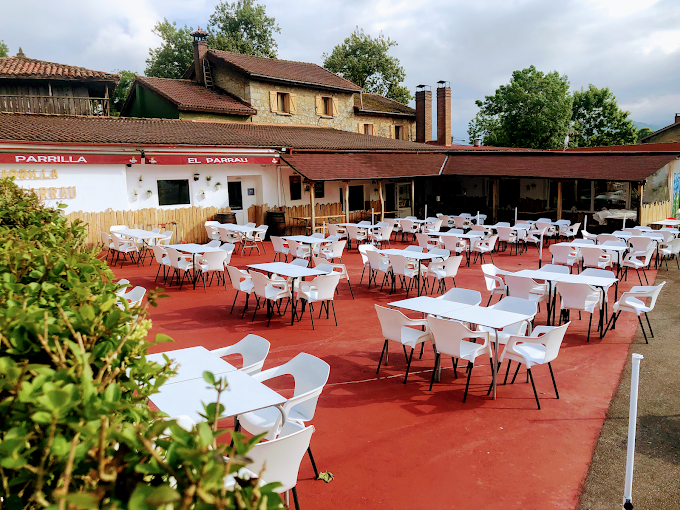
[556,181,563,220]
[637,182,644,226]
[378,180,385,221]
[492,178,499,224]
[309,181,316,234]
[410,178,415,217]
[344,182,350,223]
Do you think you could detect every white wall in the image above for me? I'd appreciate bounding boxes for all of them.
[1,164,128,213]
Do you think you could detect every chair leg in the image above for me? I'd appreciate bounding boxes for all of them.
[403,347,415,384]
[307,446,318,478]
[586,312,593,343]
[331,301,338,326]
[309,302,315,330]
[429,353,440,391]
[548,362,559,399]
[527,368,541,410]
[291,486,301,510]
[644,312,654,338]
[463,362,473,403]
[230,291,239,314]
[503,360,512,385]
[637,315,649,344]
[510,362,522,384]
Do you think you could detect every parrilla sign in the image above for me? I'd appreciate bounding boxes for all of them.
[0,154,140,164]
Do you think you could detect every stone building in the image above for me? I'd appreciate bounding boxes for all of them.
[121,28,417,140]
[640,114,680,144]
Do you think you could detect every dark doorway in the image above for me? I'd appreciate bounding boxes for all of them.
[385,183,395,212]
[227,181,243,210]
[349,185,364,211]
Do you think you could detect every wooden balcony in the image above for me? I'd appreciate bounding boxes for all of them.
[0,95,110,116]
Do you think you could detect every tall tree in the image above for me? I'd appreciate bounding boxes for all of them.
[468,66,572,149]
[0,40,8,57]
[145,19,194,79]
[323,28,413,105]
[209,0,280,58]
[570,85,637,147]
[110,70,137,116]
[636,126,654,142]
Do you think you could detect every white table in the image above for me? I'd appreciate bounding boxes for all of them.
[218,224,258,233]
[388,296,472,315]
[147,346,236,384]
[437,306,534,400]
[380,249,437,296]
[149,369,286,425]
[247,262,329,324]
[166,244,223,289]
[648,219,680,226]
[114,228,166,265]
[611,231,632,240]
[282,235,329,257]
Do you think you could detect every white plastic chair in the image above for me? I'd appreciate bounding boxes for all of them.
[556,281,600,342]
[237,352,330,439]
[366,249,392,290]
[122,286,146,308]
[497,323,570,409]
[151,245,170,282]
[217,226,241,247]
[110,233,139,268]
[385,218,401,240]
[197,250,227,292]
[210,334,270,375]
[288,239,311,260]
[312,256,353,299]
[581,230,598,243]
[497,226,517,253]
[249,270,291,327]
[165,247,194,289]
[346,225,367,249]
[327,224,347,240]
[226,265,254,317]
[115,278,130,297]
[471,235,498,265]
[549,244,579,272]
[416,232,438,251]
[478,296,537,347]
[438,287,482,306]
[505,274,548,309]
[218,243,235,267]
[374,304,432,383]
[427,316,492,401]
[525,227,547,252]
[100,232,113,262]
[320,240,346,262]
[580,246,612,270]
[270,236,290,262]
[400,219,419,242]
[296,273,341,329]
[370,225,393,248]
[659,238,680,270]
[205,221,220,241]
[442,235,467,257]
[422,255,462,294]
[252,225,268,254]
[390,254,418,297]
[358,244,376,284]
[205,240,222,248]
[481,263,510,306]
[560,222,580,241]
[621,246,655,285]
[452,216,471,230]
[605,282,665,344]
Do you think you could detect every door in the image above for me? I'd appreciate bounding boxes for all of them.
[385,183,395,212]
[349,185,364,211]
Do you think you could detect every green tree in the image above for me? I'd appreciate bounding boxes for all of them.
[570,85,637,147]
[323,28,413,105]
[468,65,572,149]
[110,69,136,116]
[209,0,280,58]
[636,126,654,142]
[0,40,8,57]
[145,19,195,79]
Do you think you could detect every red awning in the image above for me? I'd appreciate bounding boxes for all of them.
[0,152,141,164]
[143,153,279,165]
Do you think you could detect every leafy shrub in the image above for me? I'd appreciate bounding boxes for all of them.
[0,178,282,510]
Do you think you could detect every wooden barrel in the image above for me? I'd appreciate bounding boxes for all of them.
[266,211,286,239]
[215,212,236,224]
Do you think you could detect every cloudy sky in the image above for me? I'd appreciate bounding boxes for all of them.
[2,0,679,141]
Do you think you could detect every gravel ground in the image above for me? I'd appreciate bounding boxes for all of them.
[579,265,680,509]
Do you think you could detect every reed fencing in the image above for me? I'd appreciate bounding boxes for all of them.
[640,200,673,225]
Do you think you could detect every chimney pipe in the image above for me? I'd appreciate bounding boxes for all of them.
[415,85,432,143]
[675,113,680,124]
[190,27,209,85]
[436,81,451,146]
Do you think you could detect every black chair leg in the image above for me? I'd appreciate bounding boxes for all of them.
[510,362,522,384]
[403,347,415,384]
[503,360,512,385]
[637,315,649,344]
[292,486,301,510]
[644,312,654,337]
[463,362,473,403]
[429,353,440,391]
[307,446,319,477]
[528,368,541,409]
[548,362,559,399]
[376,339,388,374]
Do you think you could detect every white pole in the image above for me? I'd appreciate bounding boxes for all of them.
[623,353,644,509]
[424,204,428,220]
[323,221,326,237]
[515,207,518,224]
[539,230,544,268]
[371,208,374,226]
[477,210,480,225]
[584,214,588,231]
[622,213,627,230]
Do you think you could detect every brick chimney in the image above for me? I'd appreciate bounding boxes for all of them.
[415,85,433,143]
[675,113,680,124]
[436,81,451,146]
[190,27,209,85]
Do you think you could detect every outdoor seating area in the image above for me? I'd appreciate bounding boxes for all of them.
[104,213,677,509]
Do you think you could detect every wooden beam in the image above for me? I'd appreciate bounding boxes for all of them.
[344,182,350,223]
[637,182,644,226]
[310,181,316,234]
[491,178,499,224]
[378,180,385,221]
[556,181,563,220]
[410,179,415,217]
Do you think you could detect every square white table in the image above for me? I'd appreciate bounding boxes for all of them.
[388,296,472,315]
[114,228,166,265]
[218,224,258,233]
[380,248,438,296]
[146,346,236,384]
[648,219,680,226]
[437,306,535,399]
[248,262,329,324]
[165,244,224,288]
[149,369,286,425]
[513,269,568,325]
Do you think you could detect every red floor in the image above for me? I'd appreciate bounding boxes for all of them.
[110,239,653,510]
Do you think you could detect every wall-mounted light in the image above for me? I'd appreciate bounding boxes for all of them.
[193,173,200,181]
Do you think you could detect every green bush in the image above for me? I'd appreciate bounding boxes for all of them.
[0,178,282,510]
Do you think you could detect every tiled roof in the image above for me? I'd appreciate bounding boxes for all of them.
[0,56,119,83]
[563,142,680,152]
[442,152,679,181]
[132,76,256,115]
[282,153,445,180]
[205,50,363,92]
[0,112,442,151]
[354,93,415,116]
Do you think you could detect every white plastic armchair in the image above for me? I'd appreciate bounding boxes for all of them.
[204,221,220,241]
[374,304,432,384]
[621,246,655,285]
[423,255,461,295]
[438,287,482,306]
[210,334,270,375]
[320,239,346,262]
[505,274,548,308]
[580,246,612,270]
[555,281,600,342]
[659,238,680,270]
[400,219,420,242]
[346,225,368,248]
[296,273,341,329]
[481,263,509,306]
[498,322,570,409]
[226,265,254,315]
[549,244,579,272]
[237,352,330,440]
[115,278,130,296]
[479,296,537,345]
[121,286,146,308]
[608,282,666,343]
[312,256,353,299]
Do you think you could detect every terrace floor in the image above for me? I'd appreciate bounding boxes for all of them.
[110,238,659,510]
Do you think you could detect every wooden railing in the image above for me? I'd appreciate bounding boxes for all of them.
[66,205,231,249]
[247,202,383,233]
[640,200,673,225]
[0,95,110,116]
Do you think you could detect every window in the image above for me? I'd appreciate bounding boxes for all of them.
[316,96,337,117]
[289,175,302,201]
[394,125,403,140]
[363,124,373,136]
[348,185,364,211]
[270,91,297,114]
[314,181,324,199]
[157,179,190,206]
[227,181,243,210]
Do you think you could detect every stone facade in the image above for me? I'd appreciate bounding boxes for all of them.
[353,114,416,141]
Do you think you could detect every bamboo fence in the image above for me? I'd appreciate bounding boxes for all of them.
[67,205,231,249]
[640,200,673,225]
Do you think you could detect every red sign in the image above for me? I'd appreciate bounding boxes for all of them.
[144,155,280,165]
[0,153,141,165]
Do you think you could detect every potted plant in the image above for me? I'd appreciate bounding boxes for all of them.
[199,189,205,197]
[214,181,222,190]
[206,175,212,183]
[138,175,143,183]
[146,189,152,198]
[132,189,138,201]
